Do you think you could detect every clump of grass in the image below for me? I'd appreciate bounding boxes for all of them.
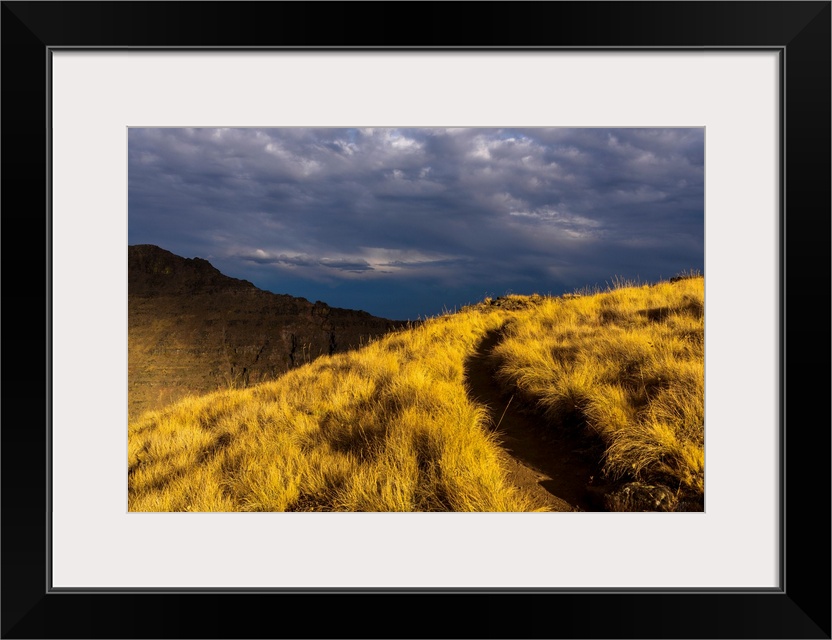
[491,276,704,499]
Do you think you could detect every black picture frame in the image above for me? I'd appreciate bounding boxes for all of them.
[2,2,829,638]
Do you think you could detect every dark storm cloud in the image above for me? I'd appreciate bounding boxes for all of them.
[129,127,704,319]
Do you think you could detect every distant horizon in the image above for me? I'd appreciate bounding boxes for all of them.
[129,127,704,320]
[129,241,701,322]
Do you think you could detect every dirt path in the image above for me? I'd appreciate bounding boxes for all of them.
[464,329,604,512]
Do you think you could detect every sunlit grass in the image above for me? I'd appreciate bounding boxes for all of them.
[129,274,704,511]
[491,276,704,499]
[129,308,541,511]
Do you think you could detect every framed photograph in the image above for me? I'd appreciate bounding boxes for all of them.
[3,2,829,638]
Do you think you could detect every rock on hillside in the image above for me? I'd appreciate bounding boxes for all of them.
[129,245,405,419]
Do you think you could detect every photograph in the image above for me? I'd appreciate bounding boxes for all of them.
[128,127,705,513]
[2,0,828,637]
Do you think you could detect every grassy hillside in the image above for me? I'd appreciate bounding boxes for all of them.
[128,274,704,512]
[492,275,704,503]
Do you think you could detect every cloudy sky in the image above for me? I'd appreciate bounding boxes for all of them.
[128,127,704,320]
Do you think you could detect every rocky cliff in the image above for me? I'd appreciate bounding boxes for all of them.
[129,245,405,419]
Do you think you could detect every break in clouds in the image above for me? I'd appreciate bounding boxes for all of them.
[129,127,704,320]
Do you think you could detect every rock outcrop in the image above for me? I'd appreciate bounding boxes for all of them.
[603,482,678,512]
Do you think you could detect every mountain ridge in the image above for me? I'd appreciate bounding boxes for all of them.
[129,244,257,296]
[128,244,405,419]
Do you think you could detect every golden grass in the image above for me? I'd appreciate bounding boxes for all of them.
[491,276,704,498]
[129,308,542,511]
[129,274,704,511]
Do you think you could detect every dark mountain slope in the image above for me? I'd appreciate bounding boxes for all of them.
[129,245,405,419]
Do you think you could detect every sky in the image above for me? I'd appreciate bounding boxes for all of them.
[128,127,704,320]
